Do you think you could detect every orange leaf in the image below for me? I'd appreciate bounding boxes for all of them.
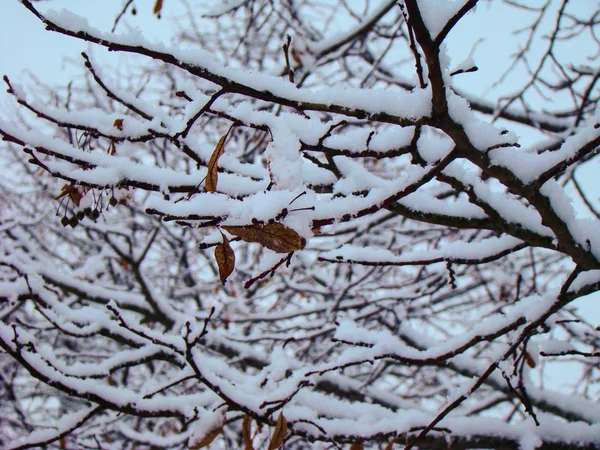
[268,414,288,450]
[214,234,235,285]
[152,0,164,15]
[525,351,537,368]
[223,223,305,253]
[120,258,131,271]
[205,130,231,193]
[189,426,223,449]
[242,415,254,450]
[55,184,83,207]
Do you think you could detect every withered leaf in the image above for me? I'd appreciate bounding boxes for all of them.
[223,223,305,253]
[205,133,228,193]
[152,0,164,15]
[384,438,396,450]
[215,234,235,285]
[290,45,304,66]
[525,351,537,368]
[189,426,223,449]
[350,443,364,450]
[242,414,254,450]
[55,183,83,207]
[268,413,288,450]
[120,258,131,271]
[113,118,124,131]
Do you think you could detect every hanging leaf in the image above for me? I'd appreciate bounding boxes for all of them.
[223,223,305,253]
[242,415,254,450]
[267,413,288,450]
[215,234,235,285]
[384,438,396,450]
[55,183,83,207]
[113,118,124,130]
[350,443,364,450]
[205,131,230,193]
[189,426,223,449]
[152,0,164,15]
[525,351,537,368]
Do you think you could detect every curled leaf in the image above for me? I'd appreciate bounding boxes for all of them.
[189,426,223,449]
[113,118,123,130]
[55,183,83,207]
[384,438,396,450]
[119,257,131,271]
[525,351,537,368]
[268,413,288,450]
[242,414,254,450]
[153,0,164,15]
[215,234,235,285]
[223,223,305,253]
[205,128,232,193]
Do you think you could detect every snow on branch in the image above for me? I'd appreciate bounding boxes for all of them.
[1,0,600,448]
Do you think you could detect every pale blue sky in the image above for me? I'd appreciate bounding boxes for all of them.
[1,1,525,93]
[1,0,598,362]
[0,1,599,402]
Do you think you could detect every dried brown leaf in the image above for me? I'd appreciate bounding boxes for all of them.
[189,426,223,449]
[525,351,537,368]
[176,90,192,101]
[205,133,228,193]
[120,258,131,271]
[290,46,304,66]
[350,443,364,450]
[215,234,235,285]
[55,184,83,207]
[113,118,124,131]
[152,0,164,15]
[55,184,70,201]
[223,223,305,253]
[268,413,288,450]
[242,414,254,450]
[384,438,396,450]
